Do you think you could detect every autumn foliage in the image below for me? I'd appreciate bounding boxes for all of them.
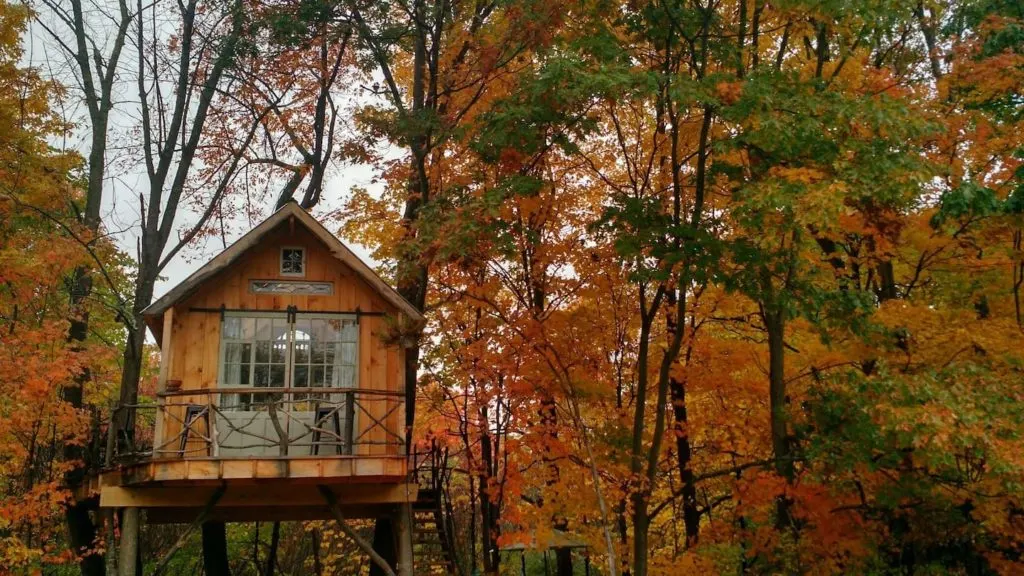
[2,0,1023,574]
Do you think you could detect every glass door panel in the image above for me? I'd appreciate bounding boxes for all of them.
[289,316,358,455]
[219,313,288,456]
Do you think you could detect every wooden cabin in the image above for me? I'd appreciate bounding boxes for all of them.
[97,202,424,533]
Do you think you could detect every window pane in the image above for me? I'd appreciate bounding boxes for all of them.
[222,318,241,339]
[270,364,285,386]
[312,366,325,387]
[311,342,325,364]
[255,342,271,363]
[294,319,311,340]
[338,366,355,388]
[340,343,356,365]
[256,318,274,340]
[221,393,239,409]
[254,365,269,387]
[224,342,243,364]
[293,341,310,364]
[341,321,358,342]
[312,319,341,343]
[271,341,287,364]
[240,318,256,339]
[325,366,334,387]
[293,365,308,388]
[273,318,289,341]
[241,343,252,364]
[282,248,304,274]
[224,363,242,385]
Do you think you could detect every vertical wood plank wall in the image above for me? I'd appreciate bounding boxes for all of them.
[158,222,406,459]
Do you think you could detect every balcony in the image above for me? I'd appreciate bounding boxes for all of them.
[96,388,413,522]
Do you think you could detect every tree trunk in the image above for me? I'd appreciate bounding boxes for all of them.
[914,1,944,81]
[264,521,280,576]
[369,518,397,576]
[64,270,106,576]
[631,505,649,576]
[665,287,700,546]
[556,549,573,576]
[670,376,700,545]
[202,522,231,576]
[65,500,104,576]
[480,406,499,573]
[765,308,793,528]
[876,260,898,302]
[310,529,323,576]
[616,497,629,576]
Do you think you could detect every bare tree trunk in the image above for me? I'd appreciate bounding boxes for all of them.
[37,0,130,569]
[914,1,944,81]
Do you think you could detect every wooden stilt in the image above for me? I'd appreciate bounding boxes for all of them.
[394,502,414,576]
[318,485,397,576]
[119,507,140,576]
[150,483,227,576]
[202,521,231,576]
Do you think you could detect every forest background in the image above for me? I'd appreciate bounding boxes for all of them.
[1,0,1022,574]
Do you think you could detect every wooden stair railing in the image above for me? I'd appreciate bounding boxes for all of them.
[412,488,457,574]
[410,443,459,575]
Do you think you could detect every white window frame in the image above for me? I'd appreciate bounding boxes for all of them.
[218,311,360,403]
[218,311,290,410]
[290,312,360,393]
[279,246,306,277]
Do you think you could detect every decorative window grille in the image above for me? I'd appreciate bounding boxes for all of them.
[280,247,305,276]
[250,280,333,295]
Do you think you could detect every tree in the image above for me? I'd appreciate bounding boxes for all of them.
[0,2,125,570]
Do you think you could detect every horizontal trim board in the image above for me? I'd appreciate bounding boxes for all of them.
[157,386,404,398]
[100,482,418,508]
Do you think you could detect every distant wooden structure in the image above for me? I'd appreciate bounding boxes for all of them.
[97,202,425,574]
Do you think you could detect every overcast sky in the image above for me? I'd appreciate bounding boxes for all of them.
[23,11,389,302]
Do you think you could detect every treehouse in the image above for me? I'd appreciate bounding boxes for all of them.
[96,202,425,535]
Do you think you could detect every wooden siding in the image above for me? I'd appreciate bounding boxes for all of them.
[156,221,406,460]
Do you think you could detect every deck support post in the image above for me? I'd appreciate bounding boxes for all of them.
[202,521,231,576]
[394,502,414,576]
[318,485,397,576]
[118,507,140,576]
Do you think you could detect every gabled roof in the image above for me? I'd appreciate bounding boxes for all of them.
[142,202,424,323]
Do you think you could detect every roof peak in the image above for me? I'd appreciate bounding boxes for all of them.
[141,206,423,323]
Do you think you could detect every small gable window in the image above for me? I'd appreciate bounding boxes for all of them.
[281,247,305,276]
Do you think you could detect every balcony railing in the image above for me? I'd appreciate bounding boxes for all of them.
[108,388,405,466]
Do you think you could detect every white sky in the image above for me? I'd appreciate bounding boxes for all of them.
[23,10,390,302]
